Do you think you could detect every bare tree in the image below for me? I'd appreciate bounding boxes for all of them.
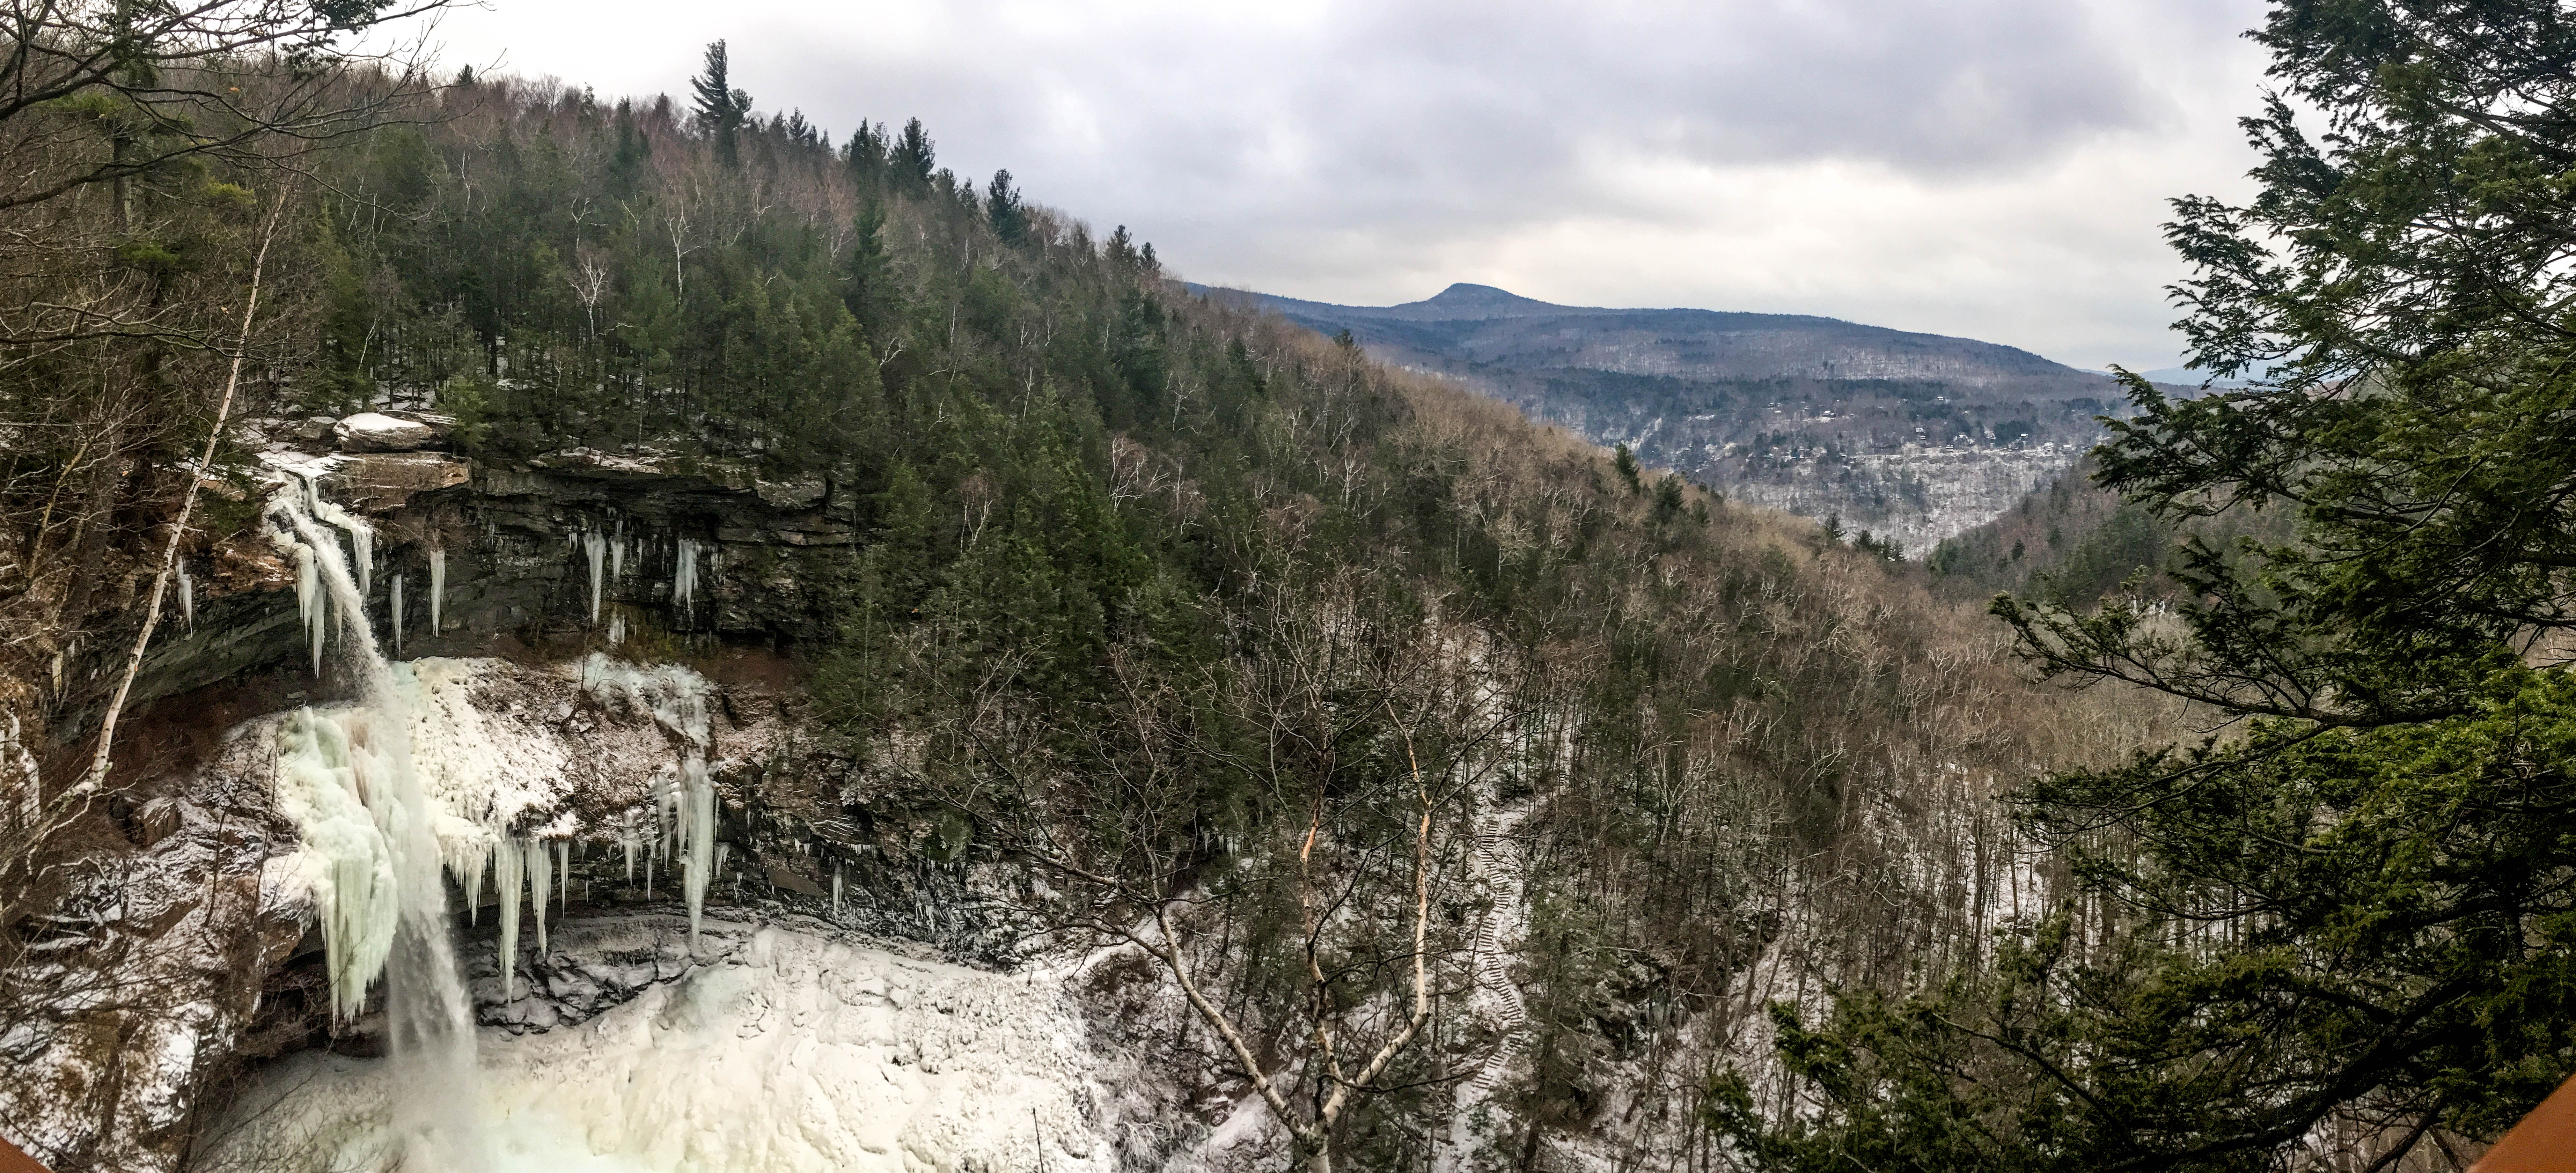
[948,575,1525,1171]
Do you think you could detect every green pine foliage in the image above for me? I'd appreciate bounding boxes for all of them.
[1733,3,2576,1168]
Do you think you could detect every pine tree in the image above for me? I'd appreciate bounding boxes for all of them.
[890,117,934,188]
[985,169,1025,245]
[844,120,886,179]
[842,201,896,345]
[1732,3,2576,1167]
[689,40,752,165]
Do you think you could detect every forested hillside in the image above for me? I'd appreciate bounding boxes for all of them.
[0,34,2181,1173]
[1228,282,2176,555]
[18,3,2576,1171]
[1925,456,2295,607]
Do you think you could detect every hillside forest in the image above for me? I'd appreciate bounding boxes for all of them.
[1,2,2574,1172]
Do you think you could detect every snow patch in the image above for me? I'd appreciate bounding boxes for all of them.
[201,922,1114,1173]
[333,412,440,453]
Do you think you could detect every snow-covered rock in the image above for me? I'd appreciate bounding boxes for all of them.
[333,412,447,453]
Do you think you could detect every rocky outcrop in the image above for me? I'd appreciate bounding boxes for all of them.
[3,416,1018,1171]
[58,429,869,749]
[330,412,450,453]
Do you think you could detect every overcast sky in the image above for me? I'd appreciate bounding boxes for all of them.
[426,0,2274,370]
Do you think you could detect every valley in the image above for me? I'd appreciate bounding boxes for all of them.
[1226,282,2191,554]
[2,5,2568,1173]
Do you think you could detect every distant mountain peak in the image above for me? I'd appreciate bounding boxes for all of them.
[1378,282,1617,321]
[1410,283,1559,313]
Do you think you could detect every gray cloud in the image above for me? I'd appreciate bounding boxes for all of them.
[435,0,2271,367]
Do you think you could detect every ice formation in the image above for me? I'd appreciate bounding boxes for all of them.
[177,560,193,631]
[673,537,702,612]
[262,480,487,1167]
[307,479,373,598]
[256,479,774,1166]
[269,708,399,1020]
[579,654,718,949]
[582,529,606,622]
[525,835,551,956]
[494,837,522,1002]
[293,541,324,673]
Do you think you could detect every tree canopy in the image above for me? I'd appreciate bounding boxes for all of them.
[1728,3,2576,1169]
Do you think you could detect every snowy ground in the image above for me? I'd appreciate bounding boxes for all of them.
[198,918,1113,1173]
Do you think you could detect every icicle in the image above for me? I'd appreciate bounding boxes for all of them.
[673,537,700,612]
[461,841,487,927]
[273,709,398,1020]
[831,862,843,922]
[583,529,607,623]
[610,518,627,579]
[291,542,325,675]
[577,654,719,945]
[683,755,714,950]
[177,561,194,632]
[495,837,522,1002]
[558,840,570,917]
[622,811,637,883]
[428,548,446,633]
[607,610,626,646]
[391,573,405,658]
[526,835,551,957]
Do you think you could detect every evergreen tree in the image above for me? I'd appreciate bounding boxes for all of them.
[689,40,752,165]
[890,117,935,187]
[985,169,1025,245]
[842,201,897,346]
[1731,3,2576,1168]
[845,120,886,179]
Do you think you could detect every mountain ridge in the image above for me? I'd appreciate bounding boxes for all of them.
[1203,281,2154,551]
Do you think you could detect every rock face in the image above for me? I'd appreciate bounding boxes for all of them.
[7,426,1022,1173]
[58,434,862,748]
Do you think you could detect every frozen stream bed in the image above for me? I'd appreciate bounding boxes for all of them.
[199,918,1113,1173]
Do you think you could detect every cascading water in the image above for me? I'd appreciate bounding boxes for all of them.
[264,478,491,1171]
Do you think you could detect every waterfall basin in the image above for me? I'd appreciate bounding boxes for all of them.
[202,918,1110,1173]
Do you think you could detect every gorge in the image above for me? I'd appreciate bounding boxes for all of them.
[9,6,2565,1171]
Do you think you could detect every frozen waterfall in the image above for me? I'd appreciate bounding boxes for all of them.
[263,478,490,1170]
